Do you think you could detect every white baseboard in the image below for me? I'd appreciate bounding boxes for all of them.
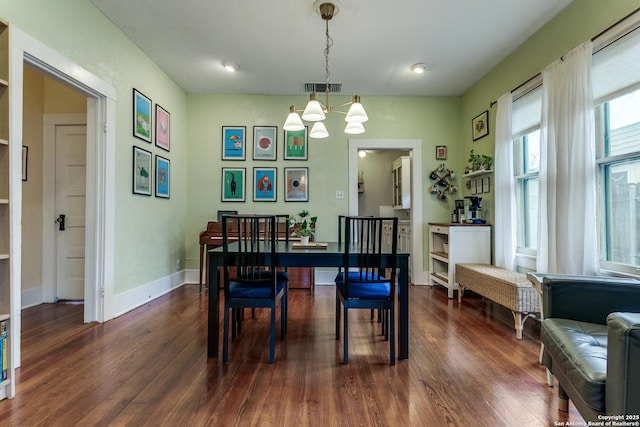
[111,270,186,318]
[22,287,44,309]
[22,271,187,319]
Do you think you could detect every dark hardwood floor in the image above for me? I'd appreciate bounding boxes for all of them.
[0,284,584,426]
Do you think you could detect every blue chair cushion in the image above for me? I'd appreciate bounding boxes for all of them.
[334,271,382,282]
[229,279,286,298]
[336,280,391,299]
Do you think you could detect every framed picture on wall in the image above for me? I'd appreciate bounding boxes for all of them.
[221,167,246,202]
[132,146,152,196]
[253,167,277,202]
[253,126,277,160]
[155,155,170,198]
[472,110,489,141]
[435,145,447,160]
[155,104,170,151]
[284,127,308,160]
[133,88,152,143]
[222,126,246,160]
[284,167,309,202]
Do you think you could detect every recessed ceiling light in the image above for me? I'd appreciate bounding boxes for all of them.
[222,61,237,72]
[411,63,426,74]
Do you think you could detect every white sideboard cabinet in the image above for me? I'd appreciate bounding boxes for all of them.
[428,223,491,298]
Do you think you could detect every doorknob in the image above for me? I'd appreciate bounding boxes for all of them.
[56,214,66,231]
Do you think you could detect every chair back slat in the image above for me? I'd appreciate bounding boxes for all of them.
[222,215,277,297]
[343,216,398,297]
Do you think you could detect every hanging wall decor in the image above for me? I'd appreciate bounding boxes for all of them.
[428,163,457,200]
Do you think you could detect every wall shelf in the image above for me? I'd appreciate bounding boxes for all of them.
[463,169,493,178]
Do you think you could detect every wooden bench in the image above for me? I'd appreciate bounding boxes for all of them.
[455,263,540,339]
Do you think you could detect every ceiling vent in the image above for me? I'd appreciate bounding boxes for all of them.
[304,82,342,93]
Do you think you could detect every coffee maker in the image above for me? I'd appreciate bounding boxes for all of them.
[464,196,485,223]
[452,199,465,223]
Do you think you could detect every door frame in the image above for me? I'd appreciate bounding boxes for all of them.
[42,116,87,303]
[348,139,425,285]
[10,27,116,367]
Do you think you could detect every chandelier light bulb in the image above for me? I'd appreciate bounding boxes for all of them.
[283,105,305,131]
[345,96,368,123]
[302,93,326,122]
[309,121,329,139]
[345,122,365,134]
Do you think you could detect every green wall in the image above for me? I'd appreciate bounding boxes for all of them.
[184,94,461,270]
[1,0,189,294]
[2,0,638,296]
[460,0,640,228]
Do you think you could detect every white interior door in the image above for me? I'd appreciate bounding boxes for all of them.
[55,124,87,300]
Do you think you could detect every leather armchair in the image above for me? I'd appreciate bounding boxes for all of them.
[540,275,640,421]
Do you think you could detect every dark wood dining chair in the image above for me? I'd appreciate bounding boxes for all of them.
[246,214,290,327]
[222,215,288,364]
[335,216,398,365]
[336,214,381,323]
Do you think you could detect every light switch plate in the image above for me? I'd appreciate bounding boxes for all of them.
[336,190,344,199]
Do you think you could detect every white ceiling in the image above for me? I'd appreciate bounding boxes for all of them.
[90,0,573,96]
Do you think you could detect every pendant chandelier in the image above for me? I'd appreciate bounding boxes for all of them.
[283,0,368,139]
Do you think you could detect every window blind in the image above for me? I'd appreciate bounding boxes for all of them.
[592,14,640,103]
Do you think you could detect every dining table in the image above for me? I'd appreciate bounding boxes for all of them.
[207,241,411,360]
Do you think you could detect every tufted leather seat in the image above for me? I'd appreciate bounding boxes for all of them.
[540,274,640,422]
[541,319,608,413]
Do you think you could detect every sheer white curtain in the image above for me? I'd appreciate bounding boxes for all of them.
[537,41,599,275]
[494,92,516,270]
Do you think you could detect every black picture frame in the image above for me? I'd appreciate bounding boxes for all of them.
[155,155,170,199]
[155,104,170,152]
[253,126,277,160]
[132,146,152,196]
[133,88,152,143]
[284,167,309,202]
[472,110,489,141]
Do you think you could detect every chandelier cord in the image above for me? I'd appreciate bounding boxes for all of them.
[324,17,333,110]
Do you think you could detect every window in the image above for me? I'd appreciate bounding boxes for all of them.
[512,83,542,254]
[509,15,640,275]
[514,129,540,250]
[595,88,640,274]
[592,19,640,274]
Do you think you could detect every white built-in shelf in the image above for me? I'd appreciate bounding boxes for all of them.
[428,223,491,298]
[0,200,8,205]
[430,251,448,262]
[0,313,9,321]
[0,79,7,87]
[0,139,8,146]
[463,169,493,178]
[430,272,449,285]
[0,254,8,260]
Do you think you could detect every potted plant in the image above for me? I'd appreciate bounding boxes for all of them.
[468,150,482,172]
[481,154,493,171]
[287,210,317,245]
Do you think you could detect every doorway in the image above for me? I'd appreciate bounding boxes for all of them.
[10,27,117,369]
[348,139,425,285]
